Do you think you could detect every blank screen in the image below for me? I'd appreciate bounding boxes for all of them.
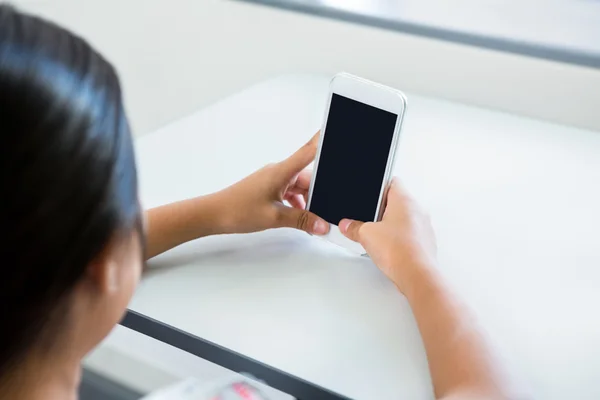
[309,94,398,225]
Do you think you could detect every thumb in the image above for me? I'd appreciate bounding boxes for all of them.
[277,205,330,235]
[279,132,319,180]
[338,219,364,243]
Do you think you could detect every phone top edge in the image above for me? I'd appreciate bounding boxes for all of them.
[329,73,407,116]
[331,72,408,103]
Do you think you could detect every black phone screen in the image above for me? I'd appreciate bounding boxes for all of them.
[308,94,398,225]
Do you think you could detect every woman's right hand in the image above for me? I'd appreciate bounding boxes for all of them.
[338,178,437,295]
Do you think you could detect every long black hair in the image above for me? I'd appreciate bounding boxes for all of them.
[0,5,141,374]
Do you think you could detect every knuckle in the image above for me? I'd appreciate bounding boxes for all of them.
[349,221,365,240]
[297,210,310,231]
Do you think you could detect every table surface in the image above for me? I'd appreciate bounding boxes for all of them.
[129,74,600,400]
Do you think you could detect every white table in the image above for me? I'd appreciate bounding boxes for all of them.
[121,74,600,400]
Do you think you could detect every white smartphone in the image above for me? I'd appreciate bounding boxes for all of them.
[306,73,407,254]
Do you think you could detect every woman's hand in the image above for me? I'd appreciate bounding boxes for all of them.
[338,179,437,295]
[145,133,328,259]
[340,181,515,400]
[217,133,330,236]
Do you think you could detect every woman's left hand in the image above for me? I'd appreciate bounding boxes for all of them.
[217,133,330,236]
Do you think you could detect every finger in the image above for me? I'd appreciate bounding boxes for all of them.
[338,219,364,242]
[285,193,306,210]
[294,169,313,190]
[286,170,312,203]
[383,177,411,216]
[388,177,413,200]
[277,205,329,235]
[279,132,320,180]
[283,192,294,205]
[389,177,403,196]
[286,187,308,197]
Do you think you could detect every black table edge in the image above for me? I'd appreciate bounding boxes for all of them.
[120,310,353,400]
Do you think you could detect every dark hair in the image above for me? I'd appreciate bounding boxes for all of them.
[0,5,141,374]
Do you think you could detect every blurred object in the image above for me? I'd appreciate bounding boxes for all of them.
[79,368,141,400]
[86,325,297,400]
[142,378,275,400]
[211,381,271,400]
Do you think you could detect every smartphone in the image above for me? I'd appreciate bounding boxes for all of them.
[306,73,407,254]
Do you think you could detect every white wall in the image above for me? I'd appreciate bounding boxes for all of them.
[11,0,600,135]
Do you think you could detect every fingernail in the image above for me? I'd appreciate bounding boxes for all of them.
[339,219,351,233]
[313,219,328,235]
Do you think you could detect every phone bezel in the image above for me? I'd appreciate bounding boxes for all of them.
[306,72,407,254]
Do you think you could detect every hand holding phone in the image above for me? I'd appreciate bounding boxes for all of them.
[306,73,407,254]
[338,178,437,294]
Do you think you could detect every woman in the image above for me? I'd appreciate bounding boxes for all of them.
[0,5,511,400]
